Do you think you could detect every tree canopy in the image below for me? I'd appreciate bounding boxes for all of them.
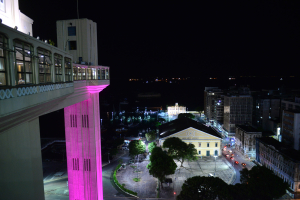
[147,147,177,186]
[239,165,289,200]
[163,137,198,167]
[177,176,232,200]
[148,141,157,153]
[145,131,156,142]
[178,113,195,119]
[128,140,145,157]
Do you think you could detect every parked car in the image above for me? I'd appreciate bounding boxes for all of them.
[241,163,246,167]
[235,161,239,164]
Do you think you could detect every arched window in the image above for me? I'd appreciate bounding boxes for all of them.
[215,150,218,156]
[38,48,52,83]
[14,40,33,85]
[0,34,8,86]
[54,54,62,82]
[65,57,72,82]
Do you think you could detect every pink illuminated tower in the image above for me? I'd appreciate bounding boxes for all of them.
[58,18,110,200]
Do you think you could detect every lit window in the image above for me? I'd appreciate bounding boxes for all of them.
[38,48,52,83]
[54,54,62,82]
[65,57,72,82]
[0,34,7,86]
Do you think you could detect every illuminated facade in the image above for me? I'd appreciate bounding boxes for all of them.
[204,87,223,123]
[0,14,109,200]
[159,118,222,157]
[256,137,300,199]
[235,125,261,159]
[167,103,186,116]
[0,0,33,35]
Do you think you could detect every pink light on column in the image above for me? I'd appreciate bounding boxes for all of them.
[86,85,109,93]
[65,93,103,200]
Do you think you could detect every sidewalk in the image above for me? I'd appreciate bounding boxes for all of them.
[102,150,127,167]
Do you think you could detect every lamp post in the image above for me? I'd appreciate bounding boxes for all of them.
[214,156,217,176]
[108,152,110,163]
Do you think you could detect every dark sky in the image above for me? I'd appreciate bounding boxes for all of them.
[19,1,300,79]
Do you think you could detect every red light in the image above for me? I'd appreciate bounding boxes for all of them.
[174,192,176,195]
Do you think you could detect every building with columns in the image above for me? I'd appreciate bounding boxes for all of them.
[0,2,110,200]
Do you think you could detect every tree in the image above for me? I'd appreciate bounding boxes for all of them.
[178,113,195,119]
[145,131,156,142]
[177,176,232,200]
[129,140,145,158]
[148,141,157,153]
[147,147,177,187]
[239,165,289,200]
[163,137,198,167]
[155,121,161,127]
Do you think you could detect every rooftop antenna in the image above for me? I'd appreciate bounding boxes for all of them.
[77,0,79,19]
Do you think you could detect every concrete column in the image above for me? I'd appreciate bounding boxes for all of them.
[64,92,103,200]
[0,118,44,200]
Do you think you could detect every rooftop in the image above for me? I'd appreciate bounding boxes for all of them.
[236,125,261,133]
[257,137,300,162]
[159,117,222,139]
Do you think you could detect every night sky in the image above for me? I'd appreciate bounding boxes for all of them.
[19,1,300,80]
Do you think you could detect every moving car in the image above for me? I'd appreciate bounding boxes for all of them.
[241,163,246,167]
[225,154,229,157]
[235,161,239,164]
[230,157,234,160]
[231,154,234,156]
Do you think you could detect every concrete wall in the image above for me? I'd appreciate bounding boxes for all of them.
[0,118,44,200]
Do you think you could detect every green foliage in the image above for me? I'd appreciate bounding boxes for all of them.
[130,165,137,169]
[133,178,141,182]
[155,121,162,127]
[145,131,156,142]
[148,142,157,153]
[113,164,138,196]
[129,140,146,156]
[177,176,232,200]
[163,137,198,167]
[178,113,195,119]
[238,165,289,200]
[147,147,177,183]
[49,39,55,46]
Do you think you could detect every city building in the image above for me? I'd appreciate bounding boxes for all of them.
[223,87,253,135]
[159,117,222,157]
[0,3,110,199]
[256,137,300,199]
[167,103,186,116]
[235,125,262,159]
[204,87,223,123]
[282,110,300,150]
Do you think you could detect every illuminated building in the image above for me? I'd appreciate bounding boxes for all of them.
[159,118,222,157]
[167,103,186,116]
[0,2,109,199]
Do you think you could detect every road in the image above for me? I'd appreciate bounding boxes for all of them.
[221,137,256,185]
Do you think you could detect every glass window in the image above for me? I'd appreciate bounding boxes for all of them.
[0,34,7,86]
[215,142,218,147]
[87,68,92,80]
[54,54,62,82]
[68,27,76,36]
[65,57,72,82]
[101,69,105,79]
[215,150,218,156]
[73,66,77,81]
[38,48,52,83]
[198,151,201,155]
[91,68,96,80]
[198,142,201,147]
[69,41,77,50]
[207,143,210,147]
[206,151,210,156]
[14,40,33,85]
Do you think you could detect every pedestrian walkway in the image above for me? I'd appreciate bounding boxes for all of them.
[102,150,127,167]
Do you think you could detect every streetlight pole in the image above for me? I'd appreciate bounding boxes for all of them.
[214,156,217,176]
[108,152,110,163]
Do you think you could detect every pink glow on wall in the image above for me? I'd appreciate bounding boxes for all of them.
[64,93,103,200]
[86,85,109,93]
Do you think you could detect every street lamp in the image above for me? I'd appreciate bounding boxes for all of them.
[108,152,110,163]
[214,156,217,176]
